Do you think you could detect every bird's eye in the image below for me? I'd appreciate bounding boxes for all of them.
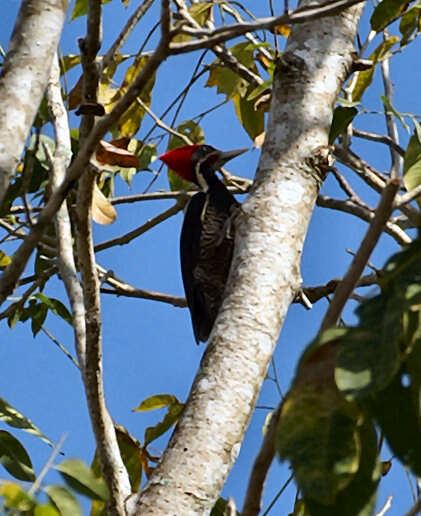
[199,145,215,157]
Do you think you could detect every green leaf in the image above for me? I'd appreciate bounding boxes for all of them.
[45,485,82,516]
[351,37,399,102]
[115,427,143,491]
[59,54,81,75]
[7,305,23,329]
[70,0,111,20]
[55,459,109,501]
[0,430,36,481]
[246,79,272,101]
[134,394,184,446]
[403,133,421,207]
[206,42,259,100]
[329,107,358,144]
[232,92,265,142]
[277,381,360,505]
[0,249,11,268]
[30,302,48,336]
[35,293,73,326]
[134,394,180,411]
[368,364,421,476]
[34,503,61,516]
[304,419,380,516]
[109,55,157,138]
[335,324,401,400]
[0,481,34,511]
[371,0,411,32]
[0,397,54,447]
[380,95,409,131]
[173,2,214,43]
[399,2,421,46]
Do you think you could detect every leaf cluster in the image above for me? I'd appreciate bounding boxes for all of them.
[277,237,421,515]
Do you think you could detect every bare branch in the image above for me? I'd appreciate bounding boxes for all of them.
[102,0,156,71]
[376,495,393,516]
[352,128,405,157]
[97,265,187,307]
[41,326,80,368]
[0,0,173,306]
[174,0,263,88]
[380,52,403,179]
[137,97,192,144]
[302,272,379,304]
[47,53,87,368]
[317,194,410,245]
[94,201,184,253]
[242,406,282,516]
[334,145,419,225]
[319,179,400,333]
[395,184,421,208]
[169,0,364,54]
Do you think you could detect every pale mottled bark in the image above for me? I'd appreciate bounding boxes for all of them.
[0,0,70,204]
[130,1,365,514]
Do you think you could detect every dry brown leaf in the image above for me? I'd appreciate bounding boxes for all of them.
[92,183,117,225]
[96,140,140,168]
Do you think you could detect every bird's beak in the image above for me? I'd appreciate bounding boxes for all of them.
[213,147,249,169]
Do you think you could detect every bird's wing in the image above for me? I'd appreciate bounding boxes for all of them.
[180,192,213,343]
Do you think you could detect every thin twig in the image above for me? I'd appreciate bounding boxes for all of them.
[94,201,184,252]
[317,194,410,246]
[302,272,379,305]
[97,265,187,307]
[0,0,173,305]
[376,495,392,516]
[102,0,156,71]
[352,128,405,157]
[41,326,80,368]
[380,44,403,179]
[28,433,67,497]
[243,405,282,516]
[319,179,401,333]
[137,97,192,144]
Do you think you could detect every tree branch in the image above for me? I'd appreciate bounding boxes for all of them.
[317,194,410,245]
[319,179,400,333]
[102,0,156,71]
[352,128,405,157]
[94,201,184,253]
[97,265,187,307]
[169,0,364,54]
[380,51,403,179]
[242,406,282,516]
[0,0,172,306]
[47,53,87,368]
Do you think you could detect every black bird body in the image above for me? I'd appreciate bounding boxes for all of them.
[181,171,239,342]
[159,144,246,343]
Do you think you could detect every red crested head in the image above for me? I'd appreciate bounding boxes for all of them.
[159,144,201,183]
[159,144,248,187]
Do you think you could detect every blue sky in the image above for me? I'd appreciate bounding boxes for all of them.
[1,0,420,514]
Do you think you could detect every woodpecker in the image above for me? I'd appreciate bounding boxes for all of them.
[159,144,247,343]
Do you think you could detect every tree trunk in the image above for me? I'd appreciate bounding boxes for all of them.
[129,1,365,514]
[0,0,69,203]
